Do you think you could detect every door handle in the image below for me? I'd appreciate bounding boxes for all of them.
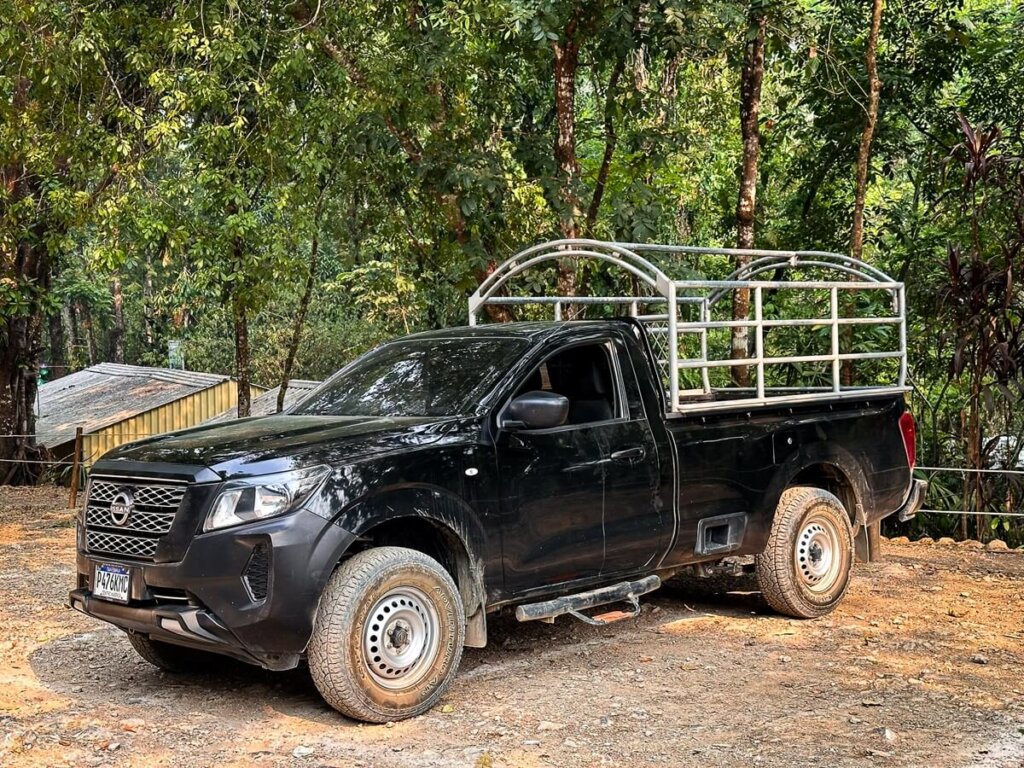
[610,446,646,462]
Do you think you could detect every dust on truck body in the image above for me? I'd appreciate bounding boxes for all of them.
[69,239,926,722]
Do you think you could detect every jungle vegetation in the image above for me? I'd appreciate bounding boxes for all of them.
[2,1,1022,542]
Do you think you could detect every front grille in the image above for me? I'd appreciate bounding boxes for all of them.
[86,506,175,534]
[84,477,188,562]
[87,530,160,559]
[88,480,186,509]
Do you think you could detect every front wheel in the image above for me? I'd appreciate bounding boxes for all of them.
[755,486,854,619]
[308,546,465,723]
[126,633,216,673]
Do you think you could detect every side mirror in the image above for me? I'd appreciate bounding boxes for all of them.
[502,391,569,431]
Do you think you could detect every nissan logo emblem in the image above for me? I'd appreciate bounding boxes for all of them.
[109,490,135,526]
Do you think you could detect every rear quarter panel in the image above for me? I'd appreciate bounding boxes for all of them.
[660,394,912,566]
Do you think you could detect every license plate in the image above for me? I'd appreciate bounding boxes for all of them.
[93,563,131,603]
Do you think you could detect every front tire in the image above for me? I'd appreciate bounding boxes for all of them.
[126,633,215,673]
[755,486,854,619]
[308,546,465,723]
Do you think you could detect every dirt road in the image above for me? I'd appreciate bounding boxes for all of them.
[1,486,1022,767]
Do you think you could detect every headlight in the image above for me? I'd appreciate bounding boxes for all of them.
[203,466,331,533]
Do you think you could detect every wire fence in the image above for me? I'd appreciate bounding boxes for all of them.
[4,434,1024,534]
[913,466,1024,524]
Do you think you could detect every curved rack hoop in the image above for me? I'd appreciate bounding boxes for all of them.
[469,239,671,324]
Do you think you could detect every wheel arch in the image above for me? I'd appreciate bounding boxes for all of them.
[336,486,489,648]
[769,443,873,563]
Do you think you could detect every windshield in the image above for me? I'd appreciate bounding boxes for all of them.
[292,336,531,418]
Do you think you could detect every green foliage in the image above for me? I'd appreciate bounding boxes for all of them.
[3,0,1023,536]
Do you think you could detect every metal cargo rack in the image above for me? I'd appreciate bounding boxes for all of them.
[468,239,908,414]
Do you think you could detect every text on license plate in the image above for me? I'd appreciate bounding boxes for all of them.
[94,563,130,603]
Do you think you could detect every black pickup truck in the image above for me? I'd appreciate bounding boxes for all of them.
[70,318,925,723]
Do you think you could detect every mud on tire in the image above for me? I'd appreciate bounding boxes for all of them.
[755,486,854,619]
[308,546,465,723]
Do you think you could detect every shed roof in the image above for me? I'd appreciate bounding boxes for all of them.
[36,363,232,447]
[205,379,322,423]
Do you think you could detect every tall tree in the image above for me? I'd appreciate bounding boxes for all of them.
[732,2,768,387]
[0,2,155,481]
[850,0,884,261]
[843,0,884,392]
[553,7,585,243]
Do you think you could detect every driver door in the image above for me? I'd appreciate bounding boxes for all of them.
[496,342,621,596]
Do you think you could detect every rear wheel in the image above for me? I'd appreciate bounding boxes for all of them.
[308,546,465,723]
[755,486,854,618]
[126,633,215,673]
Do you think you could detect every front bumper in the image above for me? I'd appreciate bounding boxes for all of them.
[70,508,356,670]
[897,478,928,522]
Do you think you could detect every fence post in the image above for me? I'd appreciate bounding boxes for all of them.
[68,427,83,509]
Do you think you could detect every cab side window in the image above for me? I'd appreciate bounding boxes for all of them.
[514,343,619,425]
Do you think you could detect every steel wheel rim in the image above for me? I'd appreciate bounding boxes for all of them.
[794,512,842,592]
[362,586,441,690]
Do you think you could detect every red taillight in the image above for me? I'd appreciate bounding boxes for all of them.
[898,411,917,468]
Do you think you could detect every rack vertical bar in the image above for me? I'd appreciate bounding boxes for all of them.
[830,287,841,393]
[699,299,711,394]
[754,287,765,401]
[668,282,680,411]
[897,285,908,388]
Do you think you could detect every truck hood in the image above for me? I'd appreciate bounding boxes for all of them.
[95,414,468,479]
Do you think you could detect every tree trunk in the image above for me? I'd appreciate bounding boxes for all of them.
[553,16,582,240]
[143,250,155,349]
[60,306,74,369]
[233,291,252,418]
[732,8,768,388]
[110,277,125,363]
[81,304,97,366]
[585,57,626,236]
[553,11,583,314]
[967,367,985,541]
[0,300,44,484]
[47,309,67,381]
[277,223,321,413]
[844,0,885,389]
[0,172,50,484]
[851,0,884,261]
[68,302,82,368]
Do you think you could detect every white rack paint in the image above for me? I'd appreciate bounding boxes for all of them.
[468,239,908,414]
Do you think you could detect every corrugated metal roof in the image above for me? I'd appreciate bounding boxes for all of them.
[36,364,232,447]
[205,379,322,423]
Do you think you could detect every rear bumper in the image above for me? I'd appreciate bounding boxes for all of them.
[896,479,928,522]
[69,508,356,670]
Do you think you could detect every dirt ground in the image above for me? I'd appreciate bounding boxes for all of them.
[1,486,1022,768]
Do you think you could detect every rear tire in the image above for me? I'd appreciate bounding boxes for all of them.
[308,546,465,723]
[126,633,215,673]
[755,486,854,619]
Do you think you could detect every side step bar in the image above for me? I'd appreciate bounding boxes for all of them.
[514,575,661,626]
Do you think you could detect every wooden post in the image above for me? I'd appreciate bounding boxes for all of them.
[867,521,882,562]
[68,427,83,509]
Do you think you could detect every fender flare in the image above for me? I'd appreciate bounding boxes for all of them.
[336,485,489,647]
[765,442,871,527]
